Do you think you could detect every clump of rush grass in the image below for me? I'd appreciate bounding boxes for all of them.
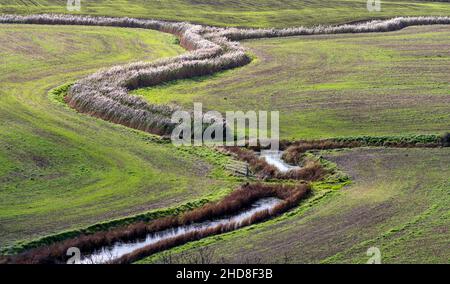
[215,16,450,40]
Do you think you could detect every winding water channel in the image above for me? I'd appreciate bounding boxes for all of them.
[259,150,298,173]
[80,197,282,264]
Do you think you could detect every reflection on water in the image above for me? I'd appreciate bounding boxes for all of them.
[80,198,282,264]
[259,150,298,173]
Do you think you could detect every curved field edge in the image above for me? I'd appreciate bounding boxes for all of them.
[2,0,450,28]
[0,24,240,248]
[139,147,449,264]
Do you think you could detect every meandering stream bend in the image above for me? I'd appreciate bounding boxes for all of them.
[80,197,282,264]
[259,151,298,173]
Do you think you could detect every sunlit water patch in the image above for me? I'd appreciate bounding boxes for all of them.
[259,150,298,173]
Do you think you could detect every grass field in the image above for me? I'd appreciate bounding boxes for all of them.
[140,147,450,264]
[135,25,450,140]
[0,24,239,247]
[1,0,450,28]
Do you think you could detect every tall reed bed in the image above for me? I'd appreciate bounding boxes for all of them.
[1,14,449,136]
[212,16,450,40]
[1,183,310,264]
[282,135,444,164]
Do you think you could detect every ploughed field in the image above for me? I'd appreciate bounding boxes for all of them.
[0,25,238,247]
[135,25,450,140]
[2,0,450,28]
[140,147,450,264]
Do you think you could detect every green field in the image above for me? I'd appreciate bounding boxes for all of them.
[0,24,239,247]
[135,25,450,140]
[1,0,450,28]
[0,1,449,264]
[140,147,450,264]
